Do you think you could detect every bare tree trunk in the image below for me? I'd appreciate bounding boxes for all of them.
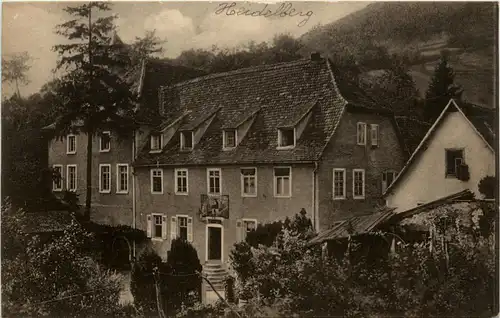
[14,77,20,97]
[84,3,93,221]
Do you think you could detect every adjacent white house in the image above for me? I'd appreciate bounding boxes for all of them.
[384,99,495,213]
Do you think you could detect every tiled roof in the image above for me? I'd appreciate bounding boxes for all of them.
[394,116,432,155]
[455,100,495,148]
[134,58,350,166]
[308,208,396,245]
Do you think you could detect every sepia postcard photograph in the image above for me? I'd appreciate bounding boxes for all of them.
[1,1,498,317]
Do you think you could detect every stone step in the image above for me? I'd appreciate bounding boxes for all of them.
[204,262,225,269]
[203,268,227,274]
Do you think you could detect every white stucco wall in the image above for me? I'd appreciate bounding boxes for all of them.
[386,111,495,213]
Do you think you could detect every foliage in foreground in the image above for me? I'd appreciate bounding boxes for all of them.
[1,203,130,317]
[226,203,496,317]
[131,239,202,317]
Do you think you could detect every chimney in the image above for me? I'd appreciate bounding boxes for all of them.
[310,52,322,61]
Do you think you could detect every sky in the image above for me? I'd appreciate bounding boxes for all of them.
[2,1,370,96]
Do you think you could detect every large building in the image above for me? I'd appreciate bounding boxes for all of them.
[131,54,408,269]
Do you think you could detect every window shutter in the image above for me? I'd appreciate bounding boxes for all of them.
[162,215,168,239]
[187,217,193,242]
[236,219,242,242]
[170,216,177,240]
[147,215,152,238]
[371,124,379,146]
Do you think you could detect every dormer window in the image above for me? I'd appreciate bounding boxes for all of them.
[150,134,162,153]
[278,128,295,148]
[223,130,237,149]
[180,131,193,151]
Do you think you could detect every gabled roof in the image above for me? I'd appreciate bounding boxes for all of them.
[393,116,432,155]
[384,99,495,196]
[134,57,355,166]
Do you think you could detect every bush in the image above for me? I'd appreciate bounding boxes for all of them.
[228,204,496,317]
[164,238,202,313]
[1,203,126,317]
[478,175,495,199]
[130,247,165,315]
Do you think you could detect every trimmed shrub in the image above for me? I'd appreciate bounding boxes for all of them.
[478,175,495,199]
[130,247,164,315]
[164,238,202,313]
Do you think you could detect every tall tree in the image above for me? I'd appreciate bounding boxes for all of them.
[129,30,165,65]
[53,3,136,220]
[424,54,463,121]
[2,51,31,97]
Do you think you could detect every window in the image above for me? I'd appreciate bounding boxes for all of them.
[67,165,77,191]
[52,165,63,191]
[241,168,257,197]
[100,131,111,152]
[333,168,346,199]
[446,149,464,177]
[207,168,221,195]
[370,124,379,147]
[150,134,162,152]
[223,130,237,149]
[353,169,365,199]
[278,128,295,148]
[178,216,188,241]
[180,131,193,150]
[237,219,257,242]
[170,216,193,242]
[99,164,111,193]
[175,169,188,195]
[357,122,366,145]
[274,167,291,197]
[382,171,396,193]
[66,134,76,154]
[151,168,163,194]
[116,164,129,193]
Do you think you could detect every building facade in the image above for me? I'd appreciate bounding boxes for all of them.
[384,99,496,213]
[131,55,408,265]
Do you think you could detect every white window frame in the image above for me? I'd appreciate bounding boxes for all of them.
[222,129,238,150]
[273,166,292,198]
[99,164,111,194]
[99,131,111,152]
[332,168,346,200]
[52,164,63,191]
[66,164,77,192]
[116,164,129,194]
[370,124,379,147]
[207,168,221,195]
[176,214,189,241]
[175,168,189,195]
[357,122,366,146]
[352,168,365,199]
[150,168,163,194]
[240,167,257,197]
[277,128,296,149]
[180,131,194,151]
[66,134,76,154]
[151,213,165,241]
[150,134,163,153]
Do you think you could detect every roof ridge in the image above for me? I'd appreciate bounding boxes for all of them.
[167,58,313,89]
[394,115,432,126]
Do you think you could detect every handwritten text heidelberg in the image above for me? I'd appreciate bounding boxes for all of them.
[214,2,313,27]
